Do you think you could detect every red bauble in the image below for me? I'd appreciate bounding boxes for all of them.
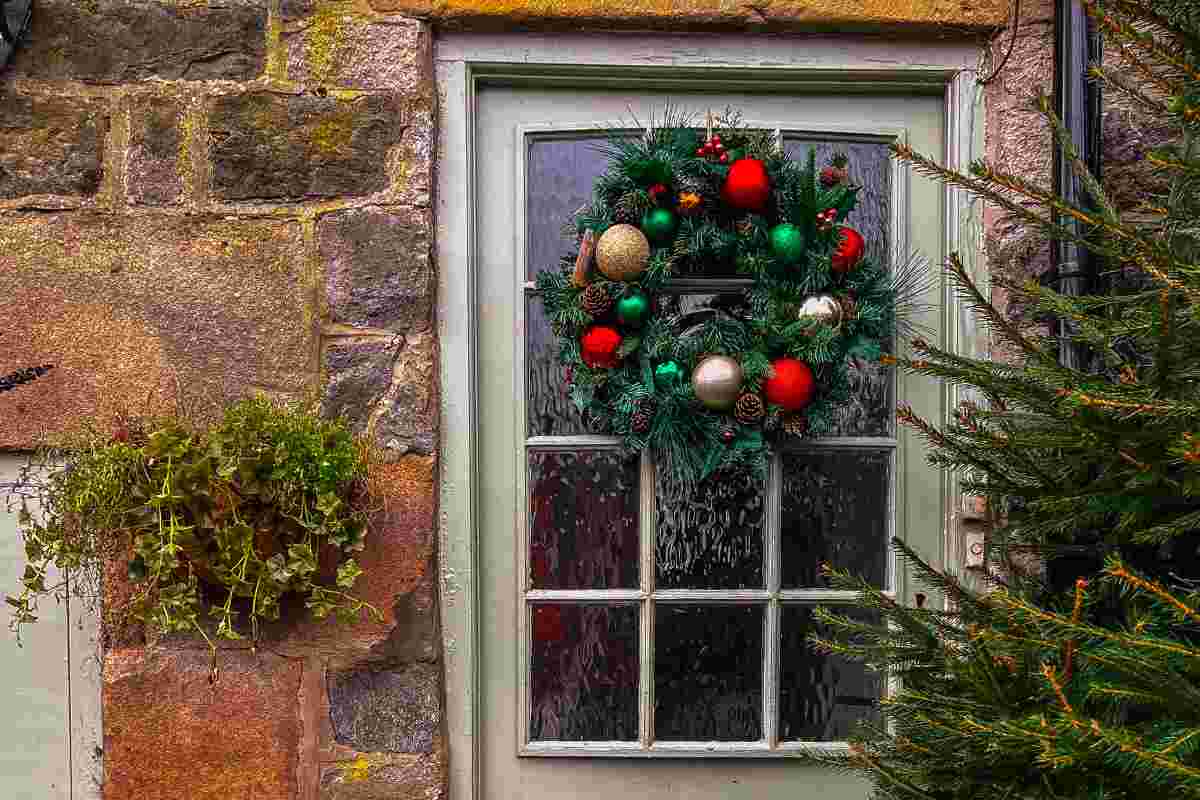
[581,325,623,369]
[721,158,771,212]
[832,226,865,272]
[763,357,816,411]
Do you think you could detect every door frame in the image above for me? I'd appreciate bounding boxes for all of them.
[436,32,986,800]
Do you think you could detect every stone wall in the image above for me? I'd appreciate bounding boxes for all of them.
[0,2,440,799]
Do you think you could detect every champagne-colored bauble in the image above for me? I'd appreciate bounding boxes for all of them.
[691,355,744,411]
[596,224,651,282]
[797,293,843,327]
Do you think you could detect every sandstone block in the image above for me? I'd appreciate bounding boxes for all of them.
[126,96,183,206]
[210,92,402,201]
[0,92,108,199]
[286,12,431,93]
[0,214,315,449]
[103,648,303,800]
[322,338,401,433]
[10,0,266,82]
[373,330,437,458]
[320,751,445,800]
[320,206,433,332]
[328,664,442,753]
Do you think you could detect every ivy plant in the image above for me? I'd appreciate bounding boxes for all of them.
[5,396,380,648]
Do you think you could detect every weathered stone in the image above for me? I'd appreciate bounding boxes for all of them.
[322,338,400,433]
[395,108,434,208]
[320,751,445,800]
[984,24,1054,190]
[320,206,433,332]
[0,92,108,199]
[365,0,1005,30]
[126,96,183,206]
[104,648,303,800]
[0,214,315,449]
[10,0,267,82]
[328,664,441,753]
[266,457,438,669]
[373,331,437,458]
[286,12,431,93]
[210,92,402,201]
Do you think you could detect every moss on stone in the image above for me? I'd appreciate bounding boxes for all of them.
[305,3,350,85]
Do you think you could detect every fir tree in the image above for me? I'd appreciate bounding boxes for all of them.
[805,1,1200,796]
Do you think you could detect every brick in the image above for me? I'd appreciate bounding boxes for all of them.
[10,0,266,83]
[328,665,441,753]
[285,11,431,93]
[364,0,1005,30]
[126,96,183,206]
[320,751,445,800]
[0,214,315,449]
[0,92,108,199]
[320,206,433,332]
[103,648,303,800]
[210,92,403,201]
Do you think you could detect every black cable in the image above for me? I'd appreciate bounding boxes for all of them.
[979,0,1023,86]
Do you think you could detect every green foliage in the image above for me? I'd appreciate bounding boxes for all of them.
[5,396,379,648]
[806,2,1200,798]
[537,107,907,486]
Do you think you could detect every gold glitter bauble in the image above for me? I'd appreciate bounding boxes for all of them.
[596,224,651,282]
[797,293,843,327]
[691,355,744,411]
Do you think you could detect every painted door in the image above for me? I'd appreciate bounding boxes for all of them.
[0,454,102,800]
[476,86,945,799]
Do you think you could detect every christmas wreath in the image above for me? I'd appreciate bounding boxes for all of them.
[536,110,906,486]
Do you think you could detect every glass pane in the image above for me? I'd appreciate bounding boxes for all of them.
[654,605,764,741]
[784,136,893,437]
[526,293,589,436]
[779,606,882,741]
[529,604,640,741]
[780,449,889,589]
[526,135,611,282]
[529,450,639,589]
[656,469,765,590]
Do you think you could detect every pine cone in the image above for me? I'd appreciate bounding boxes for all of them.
[633,402,652,434]
[581,283,614,316]
[782,413,808,437]
[837,294,858,321]
[734,393,766,424]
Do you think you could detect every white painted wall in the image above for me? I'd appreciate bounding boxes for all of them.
[0,454,101,800]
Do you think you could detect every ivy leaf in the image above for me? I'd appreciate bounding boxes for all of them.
[336,560,364,589]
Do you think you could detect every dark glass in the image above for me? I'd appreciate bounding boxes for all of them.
[779,606,882,741]
[526,293,589,436]
[528,450,639,589]
[526,135,611,282]
[654,605,764,741]
[529,604,640,741]
[780,449,889,589]
[784,137,894,437]
[656,468,764,590]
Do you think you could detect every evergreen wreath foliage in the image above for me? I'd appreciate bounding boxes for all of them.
[536,109,910,485]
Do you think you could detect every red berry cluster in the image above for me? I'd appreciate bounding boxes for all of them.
[816,207,838,232]
[696,134,729,164]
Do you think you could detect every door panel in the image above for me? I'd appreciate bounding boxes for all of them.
[476,86,944,799]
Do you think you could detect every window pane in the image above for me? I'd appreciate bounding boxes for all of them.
[784,136,893,437]
[779,606,881,741]
[529,450,640,589]
[529,604,640,741]
[654,605,764,741]
[526,293,590,436]
[780,449,889,589]
[656,469,765,590]
[526,135,611,282]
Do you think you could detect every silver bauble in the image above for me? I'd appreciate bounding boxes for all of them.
[797,293,842,327]
[691,355,744,411]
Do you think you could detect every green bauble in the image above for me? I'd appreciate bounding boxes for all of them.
[616,292,651,327]
[654,361,684,390]
[770,223,806,266]
[641,208,677,245]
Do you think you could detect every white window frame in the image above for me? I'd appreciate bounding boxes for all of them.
[436,31,986,800]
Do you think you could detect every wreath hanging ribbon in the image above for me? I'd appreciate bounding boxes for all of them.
[536,109,900,487]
